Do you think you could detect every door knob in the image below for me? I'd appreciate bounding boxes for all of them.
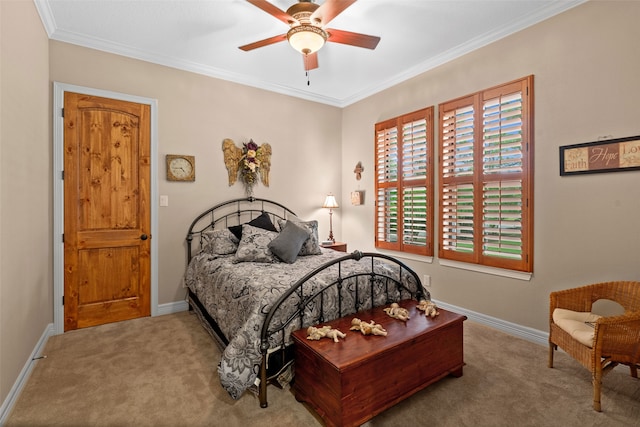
[140,234,148,240]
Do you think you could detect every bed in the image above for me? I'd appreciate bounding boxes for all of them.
[183,197,429,407]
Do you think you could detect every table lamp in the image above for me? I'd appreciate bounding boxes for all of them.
[322,194,339,243]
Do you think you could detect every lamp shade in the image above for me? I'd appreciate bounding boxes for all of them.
[323,194,339,209]
[287,25,327,55]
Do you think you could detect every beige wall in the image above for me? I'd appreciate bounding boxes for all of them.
[3,0,640,410]
[342,0,640,331]
[1,0,51,405]
[49,42,343,305]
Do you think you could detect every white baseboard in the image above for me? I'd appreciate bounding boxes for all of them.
[0,323,54,426]
[434,299,549,346]
[157,299,189,316]
[1,298,544,425]
[0,300,189,425]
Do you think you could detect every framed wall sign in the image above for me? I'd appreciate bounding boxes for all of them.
[559,135,640,176]
[350,190,364,205]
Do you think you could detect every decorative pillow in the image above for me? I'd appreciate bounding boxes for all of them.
[229,211,277,240]
[552,308,602,348]
[202,229,239,255]
[234,224,279,263]
[277,218,322,256]
[268,221,309,264]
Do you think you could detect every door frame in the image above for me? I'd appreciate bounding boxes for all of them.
[53,82,159,335]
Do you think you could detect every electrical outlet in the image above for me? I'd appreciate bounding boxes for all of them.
[423,274,431,287]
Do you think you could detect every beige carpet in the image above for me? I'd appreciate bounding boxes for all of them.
[6,311,640,427]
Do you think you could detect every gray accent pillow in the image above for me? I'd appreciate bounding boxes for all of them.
[202,229,239,255]
[278,218,322,256]
[268,221,309,263]
[234,224,279,263]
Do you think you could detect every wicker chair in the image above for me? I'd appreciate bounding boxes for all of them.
[548,281,640,411]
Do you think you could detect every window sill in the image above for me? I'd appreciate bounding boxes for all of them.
[377,249,434,265]
[439,259,532,281]
[375,250,532,281]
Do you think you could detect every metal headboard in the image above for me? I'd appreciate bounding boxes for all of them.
[186,197,298,263]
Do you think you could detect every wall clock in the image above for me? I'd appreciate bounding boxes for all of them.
[166,154,195,182]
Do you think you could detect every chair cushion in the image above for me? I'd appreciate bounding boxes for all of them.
[552,308,602,348]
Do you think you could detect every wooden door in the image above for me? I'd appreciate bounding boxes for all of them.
[64,92,151,331]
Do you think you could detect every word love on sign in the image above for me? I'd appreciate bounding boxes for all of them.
[560,135,640,176]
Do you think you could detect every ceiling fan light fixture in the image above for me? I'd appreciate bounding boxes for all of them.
[287,25,327,55]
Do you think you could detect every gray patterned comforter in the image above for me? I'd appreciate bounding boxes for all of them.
[184,248,414,399]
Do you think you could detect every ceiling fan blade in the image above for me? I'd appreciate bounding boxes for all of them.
[246,0,296,25]
[326,28,380,50]
[311,0,357,26]
[303,52,319,71]
[239,34,287,51]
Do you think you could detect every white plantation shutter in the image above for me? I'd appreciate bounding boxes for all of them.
[403,186,427,246]
[442,104,475,178]
[482,92,524,175]
[440,98,477,262]
[441,183,474,254]
[376,126,398,182]
[375,108,433,255]
[481,90,525,261]
[401,117,429,248]
[439,76,533,272]
[376,123,399,246]
[402,118,428,180]
[482,180,523,259]
[376,188,398,243]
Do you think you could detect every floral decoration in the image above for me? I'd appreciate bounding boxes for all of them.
[222,138,272,196]
[240,139,261,186]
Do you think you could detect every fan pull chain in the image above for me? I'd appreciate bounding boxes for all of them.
[303,54,311,86]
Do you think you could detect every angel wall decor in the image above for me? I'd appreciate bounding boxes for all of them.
[222,138,271,196]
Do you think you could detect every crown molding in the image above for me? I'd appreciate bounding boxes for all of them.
[34,0,587,108]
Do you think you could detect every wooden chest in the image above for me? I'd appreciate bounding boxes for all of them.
[291,301,466,427]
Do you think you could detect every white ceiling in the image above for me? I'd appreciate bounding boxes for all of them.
[35,0,585,107]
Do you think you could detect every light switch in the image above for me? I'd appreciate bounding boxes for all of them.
[160,195,169,207]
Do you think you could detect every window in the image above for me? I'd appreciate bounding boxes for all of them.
[375,107,434,256]
[439,76,533,272]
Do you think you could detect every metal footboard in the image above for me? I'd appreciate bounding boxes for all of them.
[258,251,429,408]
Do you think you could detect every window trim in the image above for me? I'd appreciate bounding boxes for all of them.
[438,76,534,273]
[374,107,434,256]
[439,258,532,281]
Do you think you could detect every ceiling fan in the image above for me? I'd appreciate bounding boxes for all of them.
[239,0,381,72]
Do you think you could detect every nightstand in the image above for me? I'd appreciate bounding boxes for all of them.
[321,242,347,252]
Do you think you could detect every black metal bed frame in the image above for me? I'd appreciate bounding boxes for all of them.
[258,250,428,407]
[185,197,429,408]
[186,197,297,263]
